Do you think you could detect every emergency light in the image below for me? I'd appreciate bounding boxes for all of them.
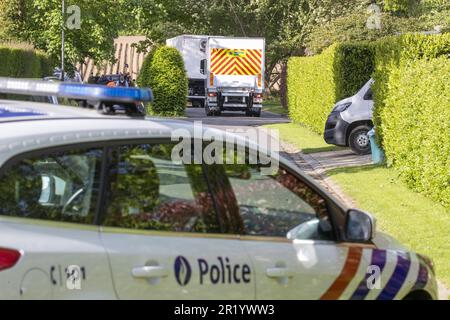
[0,78,153,103]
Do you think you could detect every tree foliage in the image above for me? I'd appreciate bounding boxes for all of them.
[1,0,447,83]
[306,0,450,54]
[121,0,372,90]
[1,0,123,72]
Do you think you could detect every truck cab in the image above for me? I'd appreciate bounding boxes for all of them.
[324,79,374,155]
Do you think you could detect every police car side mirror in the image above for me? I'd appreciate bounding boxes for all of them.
[345,209,376,243]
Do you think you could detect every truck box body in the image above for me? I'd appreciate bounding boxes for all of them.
[166,35,207,81]
[166,35,209,107]
[167,35,265,116]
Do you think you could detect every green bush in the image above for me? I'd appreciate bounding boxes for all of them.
[137,46,158,88]
[138,46,188,117]
[372,33,450,207]
[0,44,53,78]
[380,57,449,207]
[372,33,450,144]
[288,42,375,134]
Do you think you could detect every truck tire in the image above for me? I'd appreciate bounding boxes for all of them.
[205,105,214,117]
[253,108,261,117]
[349,125,372,155]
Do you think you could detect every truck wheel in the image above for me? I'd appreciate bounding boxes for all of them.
[205,106,214,117]
[349,125,372,155]
[253,108,261,117]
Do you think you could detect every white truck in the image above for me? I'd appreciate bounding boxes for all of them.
[167,35,265,117]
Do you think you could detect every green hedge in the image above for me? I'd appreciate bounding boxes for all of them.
[138,46,188,117]
[373,33,450,143]
[288,42,374,134]
[378,57,449,207]
[0,45,53,78]
[372,33,450,207]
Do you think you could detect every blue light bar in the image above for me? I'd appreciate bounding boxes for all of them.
[0,77,153,103]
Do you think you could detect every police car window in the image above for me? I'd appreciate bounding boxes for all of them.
[103,144,220,234]
[0,148,102,224]
[225,165,332,240]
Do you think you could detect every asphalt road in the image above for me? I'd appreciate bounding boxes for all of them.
[183,107,290,128]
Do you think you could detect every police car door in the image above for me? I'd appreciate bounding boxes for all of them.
[99,142,254,299]
[0,146,115,299]
[222,163,356,299]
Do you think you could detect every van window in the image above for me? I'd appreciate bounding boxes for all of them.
[364,87,373,100]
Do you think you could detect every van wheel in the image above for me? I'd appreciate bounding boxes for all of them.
[349,126,372,155]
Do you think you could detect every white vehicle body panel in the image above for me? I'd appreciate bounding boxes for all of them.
[0,219,115,299]
[0,100,438,300]
[166,35,208,80]
[339,79,374,124]
[101,231,254,299]
[243,240,347,299]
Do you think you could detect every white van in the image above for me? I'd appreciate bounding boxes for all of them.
[324,79,374,154]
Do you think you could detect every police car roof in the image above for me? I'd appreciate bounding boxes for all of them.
[0,99,106,122]
[0,99,196,132]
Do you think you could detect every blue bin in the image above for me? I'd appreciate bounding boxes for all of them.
[368,128,385,164]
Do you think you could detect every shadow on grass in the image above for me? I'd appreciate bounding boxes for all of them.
[327,164,385,176]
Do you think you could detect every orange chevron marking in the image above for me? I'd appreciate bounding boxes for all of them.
[210,49,262,76]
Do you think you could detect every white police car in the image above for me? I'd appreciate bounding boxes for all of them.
[0,78,437,300]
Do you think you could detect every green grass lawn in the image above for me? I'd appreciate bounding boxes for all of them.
[263,99,288,115]
[263,123,344,153]
[327,165,450,288]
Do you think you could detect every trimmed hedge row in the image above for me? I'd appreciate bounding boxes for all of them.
[0,45,53,78]
[372,33,450,143]
[287,42,374,134]
[379,57,449,207]
[138,46,188,117]
[372,34,450,207]
[288,33,449,207]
